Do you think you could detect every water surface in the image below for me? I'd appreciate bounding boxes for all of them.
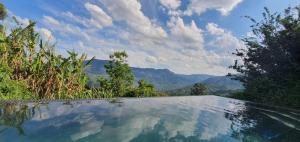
[0,96,299,142]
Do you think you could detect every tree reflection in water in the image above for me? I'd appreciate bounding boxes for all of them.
[225,103,300,142]
[0,103,36,135]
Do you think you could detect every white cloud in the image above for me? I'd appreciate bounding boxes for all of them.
[42,15,90,40]
[62,11,90,27]
[38,28,55,41]
[6,10,30,27]
[205,23,245,67]
[5,10,30,26]
[6,11,55,42]
[61,3,112,30]
[84,2,113,29]
[206,22,244,54]
[145,56,159,64]
[168,17,204,49]
[185,0,243,16]
[101,0,167,39]
[160,0,181,10]
[160,0,243,16]
[36,0,245,75]
[206,23,225,36]
[43,15,60,26]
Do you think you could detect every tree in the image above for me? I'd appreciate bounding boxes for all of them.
[0,3,7,20]
[96,52,159,97]
[190,83,207,96]
[136,79,156,97]
[230,6,300,107]
[98,51,134,97]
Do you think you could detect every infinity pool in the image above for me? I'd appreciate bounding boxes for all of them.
[0,96,299,142]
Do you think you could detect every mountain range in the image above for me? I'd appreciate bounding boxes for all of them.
[85,59,243,93]
[165,76,244,96]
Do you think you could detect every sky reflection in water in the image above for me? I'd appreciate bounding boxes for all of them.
[0,96,299,142]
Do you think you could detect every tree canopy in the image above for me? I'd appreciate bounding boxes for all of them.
[96,51,158,97]
[230,6,300,107]
[97,51,134,97]
[190,83,207,96]
[0,3,7,20]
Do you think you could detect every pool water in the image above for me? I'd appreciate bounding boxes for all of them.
[0,96,299,142]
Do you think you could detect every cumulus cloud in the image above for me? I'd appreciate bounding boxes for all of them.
[160,0,243,16]
[184,0,243,16]
[84,2,113,29]
[100,0,167,39]
[160,0,181,10]
[206,23,226,36]
[62,11,90,27]
[205,23,245,68]
[38,28,55,41]
[167,17,204,49]
[35,0,246,75]
[5,11,55,42]
[206,22,244,54]
[61,3,112,30]
[42,15,90,40]
[145,56,159,64]
[43,15,60,26]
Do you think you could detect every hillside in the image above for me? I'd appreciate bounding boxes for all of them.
[85,59,244,93]
[203,76,244,92]
[85,59,214,90]
[166,76,244,96]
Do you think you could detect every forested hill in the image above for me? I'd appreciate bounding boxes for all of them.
[165,76,244,96]
[85,59,242,91]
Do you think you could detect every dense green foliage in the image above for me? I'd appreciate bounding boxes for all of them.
[0,3,6,20]
[96,52,159,97]
[135,79,156,97]
[96,51,133,97]
[230,6,300,107]
[0,65,32,100]
[0,4,94,100]
[190,83,207,96]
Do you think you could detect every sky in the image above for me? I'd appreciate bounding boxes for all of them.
[2,0,300,75]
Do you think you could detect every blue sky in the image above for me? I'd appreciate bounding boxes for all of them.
[2,0,300,75]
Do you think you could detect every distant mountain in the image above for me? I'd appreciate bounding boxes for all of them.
[85,59,108,75]
[85,59,244,93]
[85,59,214,90]
[166,76,244,96]
[131,68,215,90]
[202,76,244,92]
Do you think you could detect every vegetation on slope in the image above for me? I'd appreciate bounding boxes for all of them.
[165,76,244,96]
[229,6,300,107]
[85,59,215,91]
